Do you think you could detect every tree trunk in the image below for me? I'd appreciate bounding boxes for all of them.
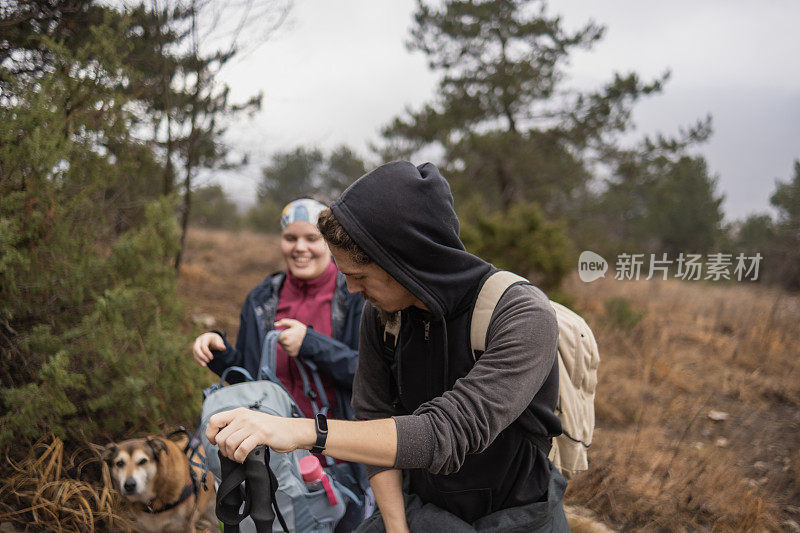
[156,2,175,197]
[174,166,191,270]
[495,156,515,211]
[174,0,200,271]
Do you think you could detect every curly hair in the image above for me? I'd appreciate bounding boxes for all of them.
[317,208,372,265]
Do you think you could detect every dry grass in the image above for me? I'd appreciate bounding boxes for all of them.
[178,229,800,530]
[563,276,800,531]
[0,228,284,533]
[178,227,284,340]
[9,228,793,531]
[0,436,135,532]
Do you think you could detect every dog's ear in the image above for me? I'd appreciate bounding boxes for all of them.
[102,443,118,464]
[171,433,190,450]
[146,437,169,460]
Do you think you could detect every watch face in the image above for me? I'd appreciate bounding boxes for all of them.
[316,413,328,432]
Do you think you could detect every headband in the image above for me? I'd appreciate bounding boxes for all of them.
[280,198,327,231]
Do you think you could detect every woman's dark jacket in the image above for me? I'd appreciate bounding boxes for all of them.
[207,270,364,420]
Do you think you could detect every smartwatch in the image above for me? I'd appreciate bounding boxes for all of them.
[310,413,328,454]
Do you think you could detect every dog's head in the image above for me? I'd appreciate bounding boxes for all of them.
[103,437,170,503]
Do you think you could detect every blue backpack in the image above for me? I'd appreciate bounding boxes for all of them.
[199,331,363,532]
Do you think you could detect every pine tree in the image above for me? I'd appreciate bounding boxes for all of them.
[580,120,714,257]
[0,2,207,451]
[190,184,241,229]
[253,144,368,226]
[769,160,800,289]
[258,147,327,207]
[382,0,666,216]
[645,156,724,255]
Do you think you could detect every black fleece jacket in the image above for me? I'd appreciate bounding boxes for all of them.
[331,162,560,514]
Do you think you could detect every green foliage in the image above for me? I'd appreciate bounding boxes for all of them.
[259,147,325,207]
[383,0,667,217]
[459,200,572,291]
[768,160,800,290]
[0,1,103,90]
[382,0,716,279]
[603,297,644,330]
[244,200,284,234]
[7,0,272,269]
[326,146,370,197]
[735,214,777,253]
[725,161,800,290]
[250,144,368,233]
[644,156,724,255]
[0,5,206,451]
[1,200,205,446]
[591,141,721,259]
[258,145,368,207]
[772,160,800,224]
[190,184,241,230]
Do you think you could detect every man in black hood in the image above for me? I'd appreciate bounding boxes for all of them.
[207,162,569,532]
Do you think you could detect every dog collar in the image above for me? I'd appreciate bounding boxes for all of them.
[144,480,195,514]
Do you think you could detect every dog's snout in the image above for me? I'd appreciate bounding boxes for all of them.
[123,478,137,493]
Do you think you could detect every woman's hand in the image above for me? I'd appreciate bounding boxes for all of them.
[206,407,314,462]
[274,318,308,357]
[192,332,225,366]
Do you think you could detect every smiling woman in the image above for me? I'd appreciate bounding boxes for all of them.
[190,198,361,421]
[280,220,331,280]
[189,197,369,529]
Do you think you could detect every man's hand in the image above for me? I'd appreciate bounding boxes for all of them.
[193,332,225,367]
[206,407,315,462]
[208,411,398,466]
[274,318,308,357]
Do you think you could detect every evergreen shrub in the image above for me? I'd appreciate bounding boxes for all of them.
[0,31,206,451]
[603,297,645,330]
[459,200,573,292]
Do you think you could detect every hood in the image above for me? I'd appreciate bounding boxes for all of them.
[330,161,491,319]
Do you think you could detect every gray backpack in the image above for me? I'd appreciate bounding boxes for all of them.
[384,270,599,479]
[199,331,356,532]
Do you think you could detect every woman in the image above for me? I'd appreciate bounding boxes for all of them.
[192,198,363,422]
[192,199,368,531]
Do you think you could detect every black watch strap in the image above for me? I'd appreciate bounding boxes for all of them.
[310,413,328,454]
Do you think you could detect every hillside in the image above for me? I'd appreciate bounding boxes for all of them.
[180,227,800,531]
[562,275,799,531]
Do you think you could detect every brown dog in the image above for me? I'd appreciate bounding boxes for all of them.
[103,436,220,533]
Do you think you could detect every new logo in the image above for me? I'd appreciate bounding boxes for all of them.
[578,251,608,282]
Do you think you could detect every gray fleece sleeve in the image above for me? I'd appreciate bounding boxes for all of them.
[350,303,407,479]
[392,283,558,475]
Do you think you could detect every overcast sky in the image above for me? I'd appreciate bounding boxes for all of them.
[212,0,800,223]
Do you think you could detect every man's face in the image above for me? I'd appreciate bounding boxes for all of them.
[330,246,423,313]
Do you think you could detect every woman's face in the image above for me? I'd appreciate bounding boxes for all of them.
[280,221,331,280]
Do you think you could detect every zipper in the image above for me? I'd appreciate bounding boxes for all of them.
[424,320,430,341]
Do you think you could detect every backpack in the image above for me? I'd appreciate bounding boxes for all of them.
[199,330,358,532]
[384,270,599,480]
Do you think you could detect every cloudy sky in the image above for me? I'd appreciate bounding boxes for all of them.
[213,0,800,222]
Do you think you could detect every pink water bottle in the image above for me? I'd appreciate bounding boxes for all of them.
[298,455,338,506]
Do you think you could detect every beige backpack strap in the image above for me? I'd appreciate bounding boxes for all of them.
[470,271,528,359]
